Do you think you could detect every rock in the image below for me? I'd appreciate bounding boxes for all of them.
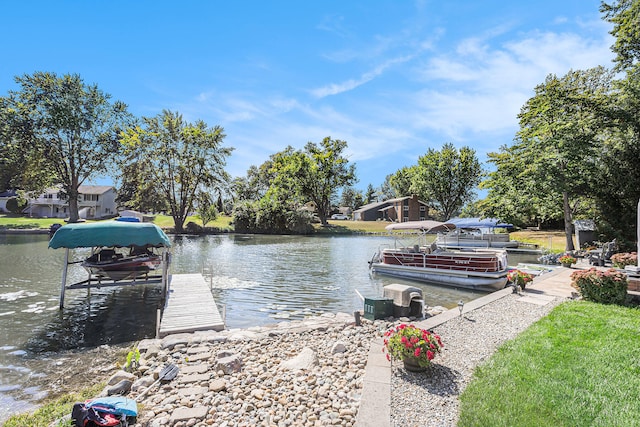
[106,370,137,386]
[105,379,132,396]
[279,347,318,371]
[216,353,243,374]
[331,341,347,354]
[209,379,226,392]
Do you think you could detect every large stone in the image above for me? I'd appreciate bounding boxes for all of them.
[279,347,318,371]
[169,405,208,422]
[216,353,243,374]
[107,370,137,385]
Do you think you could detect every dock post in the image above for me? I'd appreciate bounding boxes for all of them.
[59,248,69,309]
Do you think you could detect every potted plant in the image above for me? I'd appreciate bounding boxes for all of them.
[558,254,577,268]
[383,324,443,372]
[506,269,534,289]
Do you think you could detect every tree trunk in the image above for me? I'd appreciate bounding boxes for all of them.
[562,191,574,251]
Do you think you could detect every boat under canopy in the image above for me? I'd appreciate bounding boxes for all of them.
[48,221,172,309]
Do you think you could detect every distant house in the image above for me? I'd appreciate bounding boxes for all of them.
[353,195,429,222]
[26,185,117,219]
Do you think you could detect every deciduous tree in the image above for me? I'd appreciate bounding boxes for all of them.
[413,143,482,221]
[1,72,133,221]
[120,110,232,232]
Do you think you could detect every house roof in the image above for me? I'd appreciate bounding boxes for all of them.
[78,185,115,194]
[353,195,429,214]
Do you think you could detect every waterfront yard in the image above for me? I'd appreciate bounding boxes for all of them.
[458,301,640,426]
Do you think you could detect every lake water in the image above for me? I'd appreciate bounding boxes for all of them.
[0,232,539,421]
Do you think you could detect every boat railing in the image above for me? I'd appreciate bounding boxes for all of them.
[381,248,503,273]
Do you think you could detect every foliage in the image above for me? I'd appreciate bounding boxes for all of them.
[196,193,218,227]
[383,324,443,368]
[388,166,415,200]
[232,197,314,234]
[601,0,640,71]
[610,252,638,268]
[558,254,577,265]
[506,269,534,287]
[268,137,357,225]
[1,72,133,222]
[459,301,640,426]
[5,195,27,214]
[413,143,482,220]
[570,268,628,304]
[115,160,169,213]
[482,68,614,249]
[338,186,365,211]
[120,110,233,232]
[3,382,105,427]
[124,348,140,373]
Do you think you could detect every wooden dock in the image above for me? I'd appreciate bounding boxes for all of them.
[158,273,224,338]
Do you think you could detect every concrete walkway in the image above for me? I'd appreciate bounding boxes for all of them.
[354,264,579,427]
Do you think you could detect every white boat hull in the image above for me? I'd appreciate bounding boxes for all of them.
[370,262,508,291]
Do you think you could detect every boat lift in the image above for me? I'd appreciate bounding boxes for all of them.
[48,221,172,309]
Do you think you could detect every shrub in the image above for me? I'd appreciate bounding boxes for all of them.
[570,268,628,305]
[610,252,637,269]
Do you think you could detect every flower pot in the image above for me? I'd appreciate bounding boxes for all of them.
[562,263,572,268]
[403,357,427,372]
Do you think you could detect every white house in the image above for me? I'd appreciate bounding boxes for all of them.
[27,185,117,219]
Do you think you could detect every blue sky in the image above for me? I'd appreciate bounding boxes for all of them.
[1,1,615,192]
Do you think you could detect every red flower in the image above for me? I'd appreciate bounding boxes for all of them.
[414,348,421,357]
[427,350,434,360]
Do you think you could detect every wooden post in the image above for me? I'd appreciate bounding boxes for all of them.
[59,248,70,309]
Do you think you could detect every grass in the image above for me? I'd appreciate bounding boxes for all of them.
[458,301,640,427]
[0,214,70,230]
[3,383,105,427]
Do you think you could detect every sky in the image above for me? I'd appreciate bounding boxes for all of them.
[0,0,616,192]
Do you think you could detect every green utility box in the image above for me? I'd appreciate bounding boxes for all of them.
[363,297,394,320]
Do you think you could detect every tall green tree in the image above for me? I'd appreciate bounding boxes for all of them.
[601,0,640,71]
[0,72,133,221]
[270,137,357,225]
[120,110,232,232]
[598,0,640,246]
[413,143,482,221]
[483,68,613,249]
[388,167,416,199]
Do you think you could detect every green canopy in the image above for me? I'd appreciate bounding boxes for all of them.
[48,221,172,249]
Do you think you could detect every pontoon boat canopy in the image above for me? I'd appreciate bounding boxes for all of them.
[385,220,455,233]
[447,217,513,229]
[48,221,172,249]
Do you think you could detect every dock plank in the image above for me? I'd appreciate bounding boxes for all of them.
[159,273,224,337]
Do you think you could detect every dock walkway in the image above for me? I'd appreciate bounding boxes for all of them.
[158,273,224,338]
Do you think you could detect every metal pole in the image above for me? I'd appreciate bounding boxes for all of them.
[59,248,69,309]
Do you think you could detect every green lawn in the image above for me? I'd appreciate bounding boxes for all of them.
[458,301,640,426]
[0,214,70,229]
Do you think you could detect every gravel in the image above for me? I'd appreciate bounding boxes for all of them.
[390,293,563,427]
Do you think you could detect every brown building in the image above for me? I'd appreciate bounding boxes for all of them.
[352,195,429,222]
